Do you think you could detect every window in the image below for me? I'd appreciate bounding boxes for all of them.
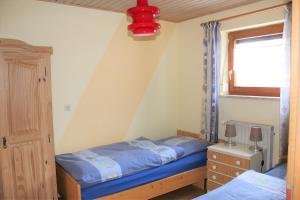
[228,24,284,97]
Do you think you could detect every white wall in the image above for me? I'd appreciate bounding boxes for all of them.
[177,0,288,164]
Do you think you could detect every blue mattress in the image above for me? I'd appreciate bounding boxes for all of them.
[265,162,287,180]
[81,151,207,200]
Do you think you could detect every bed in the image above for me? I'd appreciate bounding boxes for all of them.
[265,162,287,180]
[56,130,209,200]
[194,163,287,200]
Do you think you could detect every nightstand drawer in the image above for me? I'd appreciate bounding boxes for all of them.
[208,150,250,169]
[207,180,222,191]
[207,171,233,184]
[208,160,246,177]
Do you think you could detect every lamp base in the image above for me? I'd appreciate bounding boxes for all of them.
[249,145,262,152]
[224,141,236,147]
[223,138,236,147]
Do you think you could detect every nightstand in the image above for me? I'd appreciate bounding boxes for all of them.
[207,143,264,191]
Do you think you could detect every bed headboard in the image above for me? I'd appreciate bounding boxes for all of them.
[177,129,208,142]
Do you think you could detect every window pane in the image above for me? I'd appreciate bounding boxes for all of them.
[233,35,284,88]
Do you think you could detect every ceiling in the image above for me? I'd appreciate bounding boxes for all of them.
[40,0,263,22]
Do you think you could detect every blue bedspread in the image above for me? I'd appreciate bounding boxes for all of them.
[194,170,286,200]
[158,136,209,156]
[265,162,287,180]
[56,137,185,188]
[82,151,207,200]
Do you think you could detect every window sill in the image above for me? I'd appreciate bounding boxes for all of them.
[220,94,280,101]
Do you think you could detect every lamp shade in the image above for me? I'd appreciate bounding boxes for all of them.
[250,126,263,142]
[127,0,160,36]
[225,124,236,137]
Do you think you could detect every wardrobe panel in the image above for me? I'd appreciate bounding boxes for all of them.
[8,61,40,136]
[6,140,46,199]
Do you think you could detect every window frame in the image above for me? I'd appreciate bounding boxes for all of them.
[228,23,284,97]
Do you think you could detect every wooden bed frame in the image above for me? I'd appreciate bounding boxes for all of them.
[56,130,207,200]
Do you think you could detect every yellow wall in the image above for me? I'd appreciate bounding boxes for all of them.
[177,0,288,164]
[0,0,287,162]
[59,20,177,153]
[0,0,179,153]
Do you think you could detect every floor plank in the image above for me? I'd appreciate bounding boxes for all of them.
[151,184,205,200]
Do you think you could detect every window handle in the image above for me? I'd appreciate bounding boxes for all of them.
[229,69,233,81]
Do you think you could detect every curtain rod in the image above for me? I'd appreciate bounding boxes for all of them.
[201,2,290,25]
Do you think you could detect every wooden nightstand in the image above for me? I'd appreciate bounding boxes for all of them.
[207,143,264,191]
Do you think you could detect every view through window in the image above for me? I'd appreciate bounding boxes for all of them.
[228,24,284,96]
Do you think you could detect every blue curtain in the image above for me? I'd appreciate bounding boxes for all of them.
[280,3,292,160]
[201,21,221,143]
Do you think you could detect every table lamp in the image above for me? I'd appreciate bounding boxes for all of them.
[225,124,236,147]
[249,126,263,152]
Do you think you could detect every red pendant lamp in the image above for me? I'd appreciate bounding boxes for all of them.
[127,0,160,36]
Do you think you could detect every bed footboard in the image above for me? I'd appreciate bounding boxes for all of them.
[56,165,206,200]
[99,166,206,200]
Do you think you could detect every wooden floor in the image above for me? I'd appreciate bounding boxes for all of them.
[151,184,205,200]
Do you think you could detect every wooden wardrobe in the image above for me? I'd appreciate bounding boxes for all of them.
[0,39,57,200]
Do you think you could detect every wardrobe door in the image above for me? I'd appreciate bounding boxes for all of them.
[0,52,54,199]
[0,54,7,200]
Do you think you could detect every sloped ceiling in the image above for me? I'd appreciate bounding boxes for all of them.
[39,0,263,22]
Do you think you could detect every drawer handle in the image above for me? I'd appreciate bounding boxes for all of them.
[235,172,240,176]
[212,175,217,180]
[212,154,217,159]
[235,160,241,166]
[212,165,217,170]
